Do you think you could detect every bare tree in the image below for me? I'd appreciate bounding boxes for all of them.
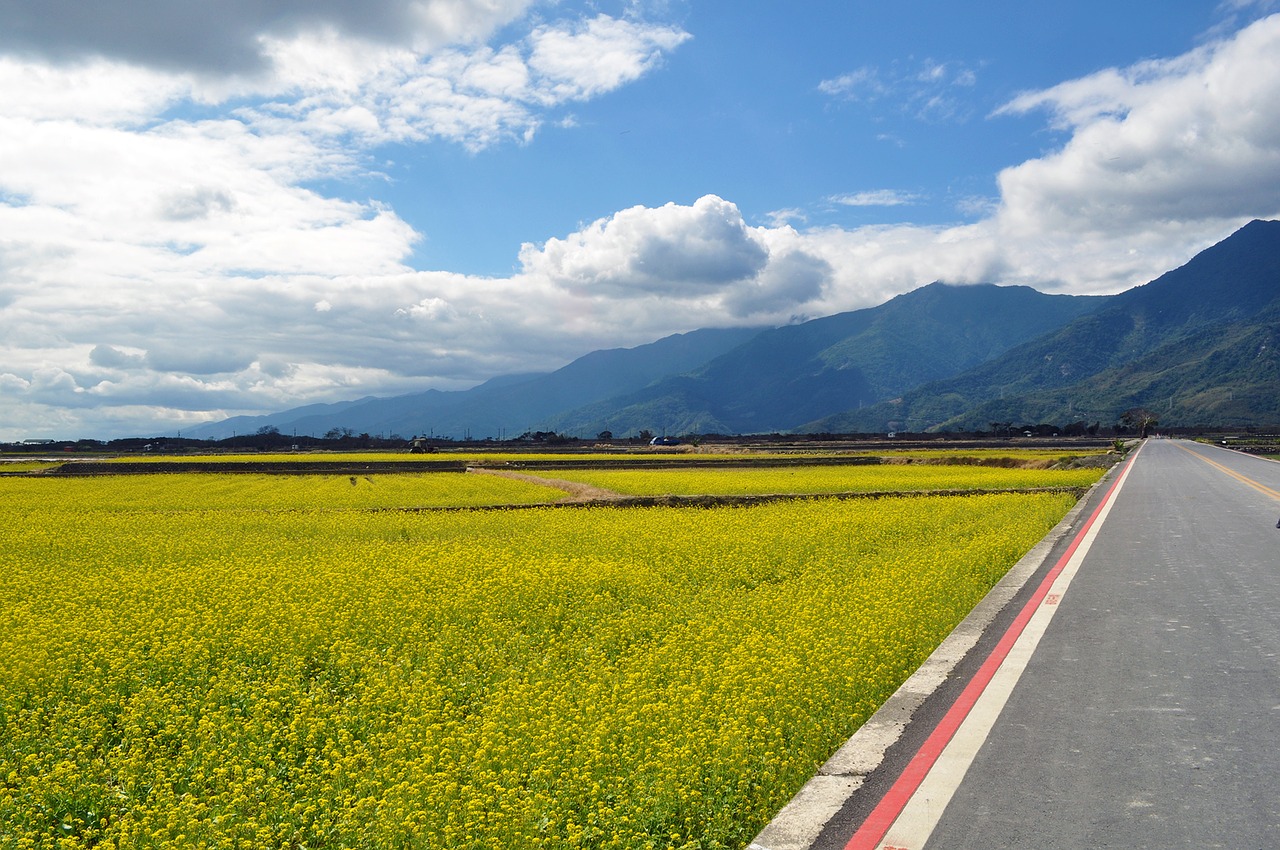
[1120,408,1159,438]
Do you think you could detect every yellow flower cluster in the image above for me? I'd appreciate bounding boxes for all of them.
[545,464,1103,497]
[0,474,1078,848]
[1,472,561,513]
[0,461,59,473]
[93,452,715,466]
[855,448,1102,461]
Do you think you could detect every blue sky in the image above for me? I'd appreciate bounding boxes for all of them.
[2,0,1279,439]
[382,1,1227,276]
[378,2,1222,275]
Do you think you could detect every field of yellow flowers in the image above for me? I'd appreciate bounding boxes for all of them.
[543,464,1100,498]
[0,467,1095,849]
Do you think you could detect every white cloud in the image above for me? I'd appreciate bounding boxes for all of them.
[513,197,836,327]
[1207,0,1280,38]
[816,67,884,101]
[0,4,694,438]
[0,57,188,125]
[520,195,772,295]
[818,57,979,121]
[830,190,921,207]
[238,14,689,151]
[763,208,807,227]
[527,15,690,103]
[994,14,1280,237]
[0,0,537,76]
[789,14,1280,305]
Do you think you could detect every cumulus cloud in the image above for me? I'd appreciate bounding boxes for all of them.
[527,15,690,103]
[511,196,836,329]
[0,6,690,153]
[762,16,1280,305]
[723,249,832,317]
[520,196,771,295]
[89,345,146,370]
[0,0,536,76]
[993,14,1280,237]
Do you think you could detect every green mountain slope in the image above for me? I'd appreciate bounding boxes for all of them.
[803,219,1280,433]
[545,282,1108,436]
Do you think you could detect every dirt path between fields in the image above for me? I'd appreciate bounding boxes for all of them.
[467,466,628,502]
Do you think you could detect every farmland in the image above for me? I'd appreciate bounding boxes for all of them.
[0,456,1107,848]
[540,464,1102,498]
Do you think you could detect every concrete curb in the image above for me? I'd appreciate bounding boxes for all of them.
[747,473,1113,850]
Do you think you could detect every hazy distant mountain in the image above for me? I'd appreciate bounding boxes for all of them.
[803,219,1280,433]
[186,396,378,439]
[186,327,760,440]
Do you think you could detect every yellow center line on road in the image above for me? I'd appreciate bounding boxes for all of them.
[1174,441,1280,502]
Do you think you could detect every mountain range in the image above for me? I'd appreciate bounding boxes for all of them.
[187,219,1280,440]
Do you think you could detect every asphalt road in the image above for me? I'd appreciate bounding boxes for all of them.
[752,438,1280,850]
[910,438,1280,848]
[921,440,1280,844]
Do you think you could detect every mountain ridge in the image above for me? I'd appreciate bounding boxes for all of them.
[186,326,760,440]
[186,220,1280,440]
[801,219,1280,433]
[542,282,1109,436]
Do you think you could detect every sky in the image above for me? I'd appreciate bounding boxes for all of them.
[3,1,1280,440]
